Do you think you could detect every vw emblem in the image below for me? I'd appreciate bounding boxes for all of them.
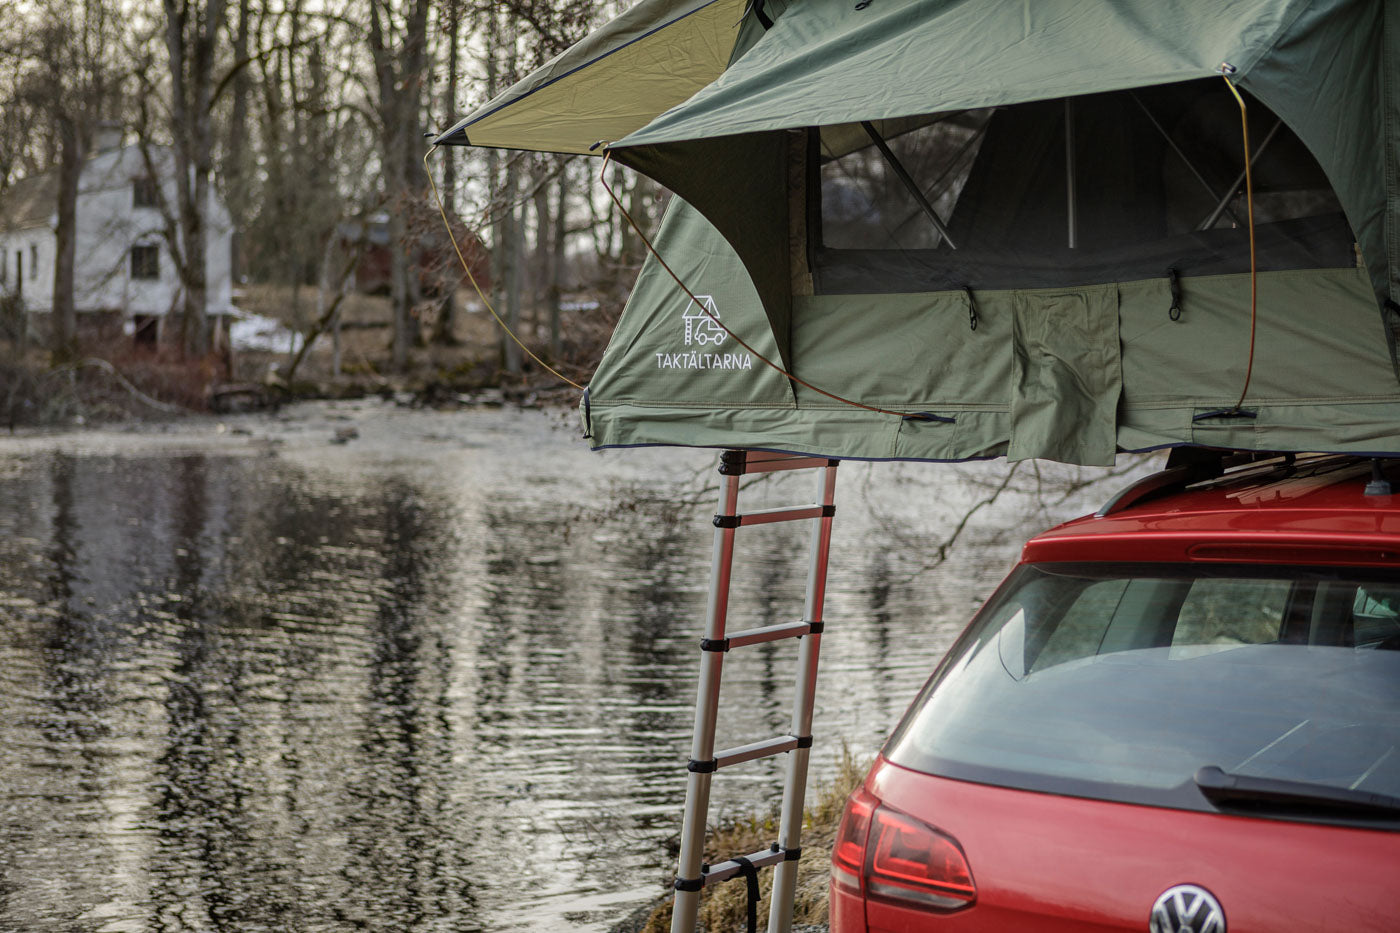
[1150,884,1225,933]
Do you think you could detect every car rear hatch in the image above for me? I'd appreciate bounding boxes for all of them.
[860,758,1399,932]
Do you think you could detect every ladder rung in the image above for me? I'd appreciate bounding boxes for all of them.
[699,846,788,886]
[715,504,834,528]
[720,450,837,476]
[714,736,799,769]
[724,621,810,649]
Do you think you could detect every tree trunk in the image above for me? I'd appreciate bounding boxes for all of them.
[225,0,250,281]
[549,171,566,357]
[389,204,412,369]
[161,0,226,358]
[501,160,523,375]
[367,0,430,372]
[431,0,460,346]
[51,116,83,362]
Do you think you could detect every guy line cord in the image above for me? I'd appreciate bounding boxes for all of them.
[424,145,585,391]
[1220,67,1259,413]
[598,150,912,420]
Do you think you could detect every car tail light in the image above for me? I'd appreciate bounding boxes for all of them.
[867,805,976,909]
[833,786,877,894]
[831,786,976,911]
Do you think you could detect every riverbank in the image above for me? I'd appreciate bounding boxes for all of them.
[611,750,867,933]
[0,280,608,429]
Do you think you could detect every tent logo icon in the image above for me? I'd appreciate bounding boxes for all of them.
[657,294,752,371]
[683,295,727,347]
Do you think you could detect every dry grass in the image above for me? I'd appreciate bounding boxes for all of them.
[639,748,869,933]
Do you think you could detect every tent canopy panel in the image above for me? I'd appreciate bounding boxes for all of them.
[433,0,745,155]
[618,0,1310,147]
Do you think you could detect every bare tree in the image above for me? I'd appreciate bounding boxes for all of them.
[6,0,123,362]
[365,0,431,371]
[160,0,229,356]
[428,0,463,346]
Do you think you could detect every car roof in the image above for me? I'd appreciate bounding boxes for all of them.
[1023,454,1400,565]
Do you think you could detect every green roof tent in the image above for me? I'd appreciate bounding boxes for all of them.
[436,0,1400,466]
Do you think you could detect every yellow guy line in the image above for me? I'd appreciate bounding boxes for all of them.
[1220,70,1258,412]
[424,146,584,391]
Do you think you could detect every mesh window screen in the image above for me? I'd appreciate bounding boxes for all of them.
[814,79,1355,294]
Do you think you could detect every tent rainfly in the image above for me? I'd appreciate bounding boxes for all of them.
[435,0,1400,467]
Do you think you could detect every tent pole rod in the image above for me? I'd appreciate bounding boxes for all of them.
[1065,99,1078,249]
[1130,91,1243,227]
[860,121,958,249]
[1197,118,1282,231]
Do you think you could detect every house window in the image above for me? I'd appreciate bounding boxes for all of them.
[131,244,159,280]
[133,176,159,209]
[0,250,6,283]
[29,245,37,278]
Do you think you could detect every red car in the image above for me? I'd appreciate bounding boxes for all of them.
[831,451,1400,932]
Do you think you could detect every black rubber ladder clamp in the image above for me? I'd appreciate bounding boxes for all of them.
[670,450,840,933]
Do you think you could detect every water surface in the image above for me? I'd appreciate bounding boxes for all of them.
[0,402,1140,931]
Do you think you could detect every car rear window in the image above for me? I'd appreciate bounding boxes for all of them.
[884,563,1400,822]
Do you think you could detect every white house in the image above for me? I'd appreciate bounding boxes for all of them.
[0,126,236,345]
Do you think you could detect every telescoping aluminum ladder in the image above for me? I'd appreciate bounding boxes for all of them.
[671,449,839,933]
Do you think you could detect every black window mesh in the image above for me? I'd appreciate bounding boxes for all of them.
[814,80,1354,294]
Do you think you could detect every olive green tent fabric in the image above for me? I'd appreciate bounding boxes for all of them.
[583,202,1400,463]
[439,0,1400,463]
[585,197,794,415]
[610,0,1393,316]
[618,133,796,370]
[434,0,746,155]
[619,0,1309,145]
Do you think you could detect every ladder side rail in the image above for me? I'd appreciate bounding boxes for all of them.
[671,466,743,933]
[768,461,839,933]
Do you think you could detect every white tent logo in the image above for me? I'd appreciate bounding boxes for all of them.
[656,293,753,371]
[683,295,727,346]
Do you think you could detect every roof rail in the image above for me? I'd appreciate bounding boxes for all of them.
[1095,448,1286,518]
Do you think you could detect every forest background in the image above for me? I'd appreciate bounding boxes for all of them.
[0,0,659,420]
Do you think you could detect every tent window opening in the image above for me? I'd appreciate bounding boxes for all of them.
[819,110,993,251]
[812,79,1355,295]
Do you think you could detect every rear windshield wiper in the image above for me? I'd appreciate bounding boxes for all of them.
[1195,765,1400,819]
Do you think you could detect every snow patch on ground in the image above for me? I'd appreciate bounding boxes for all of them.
[229,308,303,353]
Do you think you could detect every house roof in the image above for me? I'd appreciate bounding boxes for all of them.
[0,170,58,232]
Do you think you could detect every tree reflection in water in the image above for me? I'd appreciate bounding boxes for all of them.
[0,422,1143,932]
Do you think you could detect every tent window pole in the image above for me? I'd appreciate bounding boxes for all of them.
[1197,118,1283,230]
[1130,91,1244,227]
[1065,99,1078,249]
[860,120,959,249]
